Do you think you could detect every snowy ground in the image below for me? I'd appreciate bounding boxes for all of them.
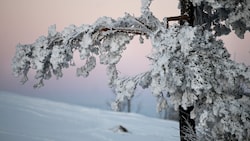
[0,91,179,141]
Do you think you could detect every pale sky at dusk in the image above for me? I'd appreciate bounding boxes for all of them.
[0,0,249,115]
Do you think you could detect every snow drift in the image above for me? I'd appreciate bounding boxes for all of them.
[0,91,179,141]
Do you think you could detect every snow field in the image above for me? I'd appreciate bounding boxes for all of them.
[0,92,179,141]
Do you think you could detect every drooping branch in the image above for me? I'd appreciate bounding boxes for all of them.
[12,11,159,88]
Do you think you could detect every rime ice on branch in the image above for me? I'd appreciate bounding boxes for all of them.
[12,0,250,140]
[190,0,250,38]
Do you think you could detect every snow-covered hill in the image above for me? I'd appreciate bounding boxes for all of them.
[0,91,179,141]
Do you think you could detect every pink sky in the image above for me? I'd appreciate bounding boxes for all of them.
[0,0,249,109]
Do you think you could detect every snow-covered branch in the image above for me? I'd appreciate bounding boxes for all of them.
[12,11,159,88]
[191,0,250,38]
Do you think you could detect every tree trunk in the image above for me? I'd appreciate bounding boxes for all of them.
[179,106,195,140]
[179,0,194,26]
[127,99,131,113]
[179,1,196,141]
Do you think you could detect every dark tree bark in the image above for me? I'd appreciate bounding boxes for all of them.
[179,106,195,141]
[179,0,194,26]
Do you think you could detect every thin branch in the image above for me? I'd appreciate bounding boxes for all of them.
[100,27,148,36]
[167,15,190,22]
[98,15,189,36]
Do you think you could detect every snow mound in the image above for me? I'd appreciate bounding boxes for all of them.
[0,91,179,141]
